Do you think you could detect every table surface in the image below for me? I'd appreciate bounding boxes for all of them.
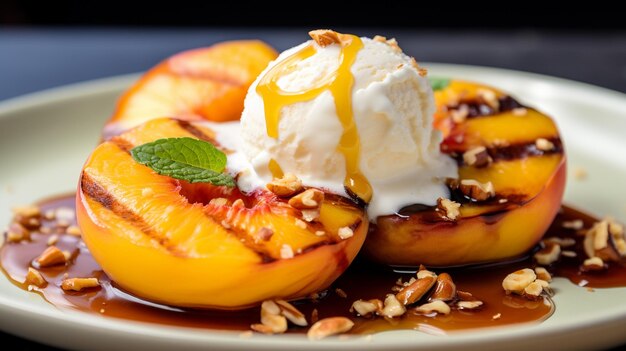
[1,27,625,350]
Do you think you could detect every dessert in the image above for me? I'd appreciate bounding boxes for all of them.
[2,29,626,340]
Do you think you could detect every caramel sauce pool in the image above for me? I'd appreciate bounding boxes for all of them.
[3,195,625,336]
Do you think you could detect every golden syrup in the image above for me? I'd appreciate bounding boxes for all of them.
[256,34,372,202]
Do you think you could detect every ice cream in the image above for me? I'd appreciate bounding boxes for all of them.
[238,30,457,218]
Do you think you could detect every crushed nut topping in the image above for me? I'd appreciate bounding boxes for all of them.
[534,267,552,282]
[47,234,59,246]
[256,300,288,334]
[477,89,500,110]
[545,237,576,247]
[6,223,30,243]
[457,300,483,310]
[534,242,561,265]
[275,299,308,327]
[289,189,324,209]
[430,273,456,302]
[66,225,81,236]
[25,267,46,288]
[512,107,527,116]
[451,105,469,123]
[335,288,347,299]
[535,138,555,151]
[280,244,294,259]
[381,294,406,318]
[562,219,584,230]
[561,250,577,258]
[502,268,537,295]
[309,29,345,47]
[581,257,606,271]
[350,299,382,317]
[301,209,320,222]
[61,277,100,292]
[437,198,461,221]
[36,246,67,267]
[267,173,303,197]
[307,317,354,340]
[396,273,437,305]
[337,226,354,240]
[463,146,492,168]
[255,227,273,242]
[457,179,495,201]
[414,300,451,315]
[583,217,626,262]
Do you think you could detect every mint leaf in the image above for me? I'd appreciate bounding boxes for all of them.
[429,77,451,91]
[131,137,235,187]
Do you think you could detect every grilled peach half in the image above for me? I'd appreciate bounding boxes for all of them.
[364,80,566,267]
[103,40,277,138]
[77,118,367,309]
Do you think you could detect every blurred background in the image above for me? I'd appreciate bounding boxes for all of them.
[1,1,625,102]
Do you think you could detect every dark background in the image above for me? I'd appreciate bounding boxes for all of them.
[1,3,625,350]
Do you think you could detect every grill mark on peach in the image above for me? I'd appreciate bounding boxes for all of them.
[167,62,245,87]
[108,137,135,154]
[176,119,218,144]
[447,137,563,165]
[447,95,523,119]
[80,172,186,257]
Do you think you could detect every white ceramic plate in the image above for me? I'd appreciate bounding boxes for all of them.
[1,64,626,351]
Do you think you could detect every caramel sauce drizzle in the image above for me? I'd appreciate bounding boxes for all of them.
[256,34,372,202]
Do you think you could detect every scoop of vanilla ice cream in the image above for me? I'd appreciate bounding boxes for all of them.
[239,36,457,218]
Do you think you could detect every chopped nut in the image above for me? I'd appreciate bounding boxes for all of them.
[61,277,100,291]
[396,274,436,305]
[381,294,406,318]
[294,218,307,229]
[209,197,228,206]
[289,189,324,209]
[251,323,279,334]
[523,281,544,298]
[451,105,469,123]
[255,227,273,242]
[416,269,437,280]
[458,179,495,201]
[437,198,461,221]
[477,89,499,110]
[301,209,320,222]
[307,317,354,340]
[47,234,59,246]
[25,267,46,288]
[55,207,75,221]
[562,220,584,230]
[36,246,66,267]
[335,288,347,298]
[457,300,483,310]
[534,242,561,265]
[414,300,451,315]
[463,146,492,168]
[280,244,294,259]
[502,268,536,295]
[583,218,626,261]
[259,300,288,334]
[561,250,577,258]
[337,226,354,240]
[66,225,81,236]
[309,29,343,47]
[6,223,30,242]
[534,267,552,282]
[314,230,326,236]
[512,107,527,116]
[430,273,456,302]
[545,237,576,247]
[12,205,41,217]
[535,138,555,151]
[492,313,502,320]
[56,219,70,228]
[582,257,606,271]
[275,299,308,326]
[267,173,303,197]
[350,299,382,317]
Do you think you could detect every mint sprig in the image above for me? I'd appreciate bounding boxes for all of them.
[131,137,235,187]
[429,77,451,91]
